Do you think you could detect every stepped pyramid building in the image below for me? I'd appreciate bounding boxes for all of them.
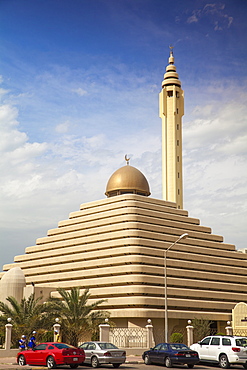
[1,50,247,339]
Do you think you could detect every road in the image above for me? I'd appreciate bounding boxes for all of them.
[0,360,246,370]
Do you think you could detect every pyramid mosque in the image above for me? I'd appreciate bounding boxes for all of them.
[1,49,247,339]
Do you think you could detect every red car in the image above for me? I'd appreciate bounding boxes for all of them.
[17,342,85,369]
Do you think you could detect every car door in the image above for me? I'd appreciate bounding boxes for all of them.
[148,344,162,363]
[30,343,48,365]
[86,342,97,362]
[80,343,90,363]
[197,337,211,360]
[207,336,221,360]
[157,343,169,364]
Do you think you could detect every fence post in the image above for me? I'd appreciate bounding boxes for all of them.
[186,320,194,347]
[225,321,233,336]
[99,318,110,342]
[145,319,155,349]
[5,318,12,350]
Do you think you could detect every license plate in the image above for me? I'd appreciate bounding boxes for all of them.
[73,358,78,361]
[186,354,191,357]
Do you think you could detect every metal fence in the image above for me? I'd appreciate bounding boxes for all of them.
[233,329,247,336]
[109,327,147,348]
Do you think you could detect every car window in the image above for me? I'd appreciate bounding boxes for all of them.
[87,343,96,350]
[98,343,118,350]
[160,344,168,351]
[222,338,231,346]
[48,346,54,349]
[211,337,220,345]
[170,344,189,350]
[54,343,73,349]
[80,343,89,350]
[236,338,247,347]
[200,337,211,345]
[153,344,162,351]
[35,344,47,350]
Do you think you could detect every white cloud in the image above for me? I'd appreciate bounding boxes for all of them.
[0,104,19,128]
[72,87,88,96]
[186,3,234,30]
[183,85,247,249]
[55,121,71,134]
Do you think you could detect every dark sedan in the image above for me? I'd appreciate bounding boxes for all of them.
[143,343,199,368]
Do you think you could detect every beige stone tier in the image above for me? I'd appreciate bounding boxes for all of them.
[2,194,247,335]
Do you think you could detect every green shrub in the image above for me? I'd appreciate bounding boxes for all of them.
[170,332,183,343]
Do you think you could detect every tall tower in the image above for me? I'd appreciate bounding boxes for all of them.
[159,47,184,209]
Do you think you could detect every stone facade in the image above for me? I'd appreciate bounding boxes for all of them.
[1,193,247,339]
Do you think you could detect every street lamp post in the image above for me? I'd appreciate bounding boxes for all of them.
[164,233,188,342]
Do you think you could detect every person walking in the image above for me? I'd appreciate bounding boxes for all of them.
[54,330,61,342]
[18,335,26,350]
[28,331,36,349]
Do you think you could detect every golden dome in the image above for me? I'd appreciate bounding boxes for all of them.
[105,164,151,197]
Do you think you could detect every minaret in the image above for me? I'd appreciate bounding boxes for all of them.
[159,47,184,209]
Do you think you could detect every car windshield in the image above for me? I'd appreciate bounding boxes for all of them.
[98,343,118,350]
[170,344,189,350]
[236,338,247,347]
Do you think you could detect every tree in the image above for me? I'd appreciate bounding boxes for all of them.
[47,287,109,346]
[192,317,212,342]
[0,294,52,347]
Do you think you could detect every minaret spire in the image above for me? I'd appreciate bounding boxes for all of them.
[159,47,184,209]
[169,45,174,62]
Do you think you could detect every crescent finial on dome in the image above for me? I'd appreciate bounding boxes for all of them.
[169,45,174,56]
[125,154,130,165]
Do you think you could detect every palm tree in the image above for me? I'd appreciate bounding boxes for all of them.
[0,294,52,347]
[47,287,109,346]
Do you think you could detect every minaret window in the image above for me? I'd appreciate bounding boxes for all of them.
[167,91,173,97]
[177,140,179,145]
[176,91,179,98]
[177,124,179,130]
[177,156,179,162]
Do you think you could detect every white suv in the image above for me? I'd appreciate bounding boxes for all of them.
[190,336,247,368]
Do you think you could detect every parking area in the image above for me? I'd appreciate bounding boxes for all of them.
[1,357,247,370]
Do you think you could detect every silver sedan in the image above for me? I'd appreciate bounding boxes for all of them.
[79,341,126,368]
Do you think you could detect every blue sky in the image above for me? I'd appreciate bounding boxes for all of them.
[0,0,247,268]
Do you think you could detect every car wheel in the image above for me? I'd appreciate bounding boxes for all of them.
[91,356,100,368]
[18,355,26,366]
[165,356,173,368]
[47,355,57,369]
[113,364,121,368]
[70,365,79,369]
[219,354,230,369]
[144,355,151,365]
[187,365,194,368]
